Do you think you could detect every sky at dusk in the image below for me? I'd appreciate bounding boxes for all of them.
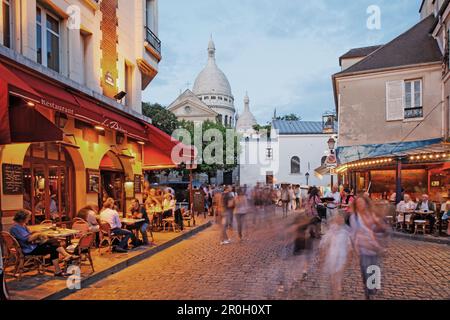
[142,0,422,124]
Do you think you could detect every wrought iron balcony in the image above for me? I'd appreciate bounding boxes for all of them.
[145,26,161,56]
[404,107,424,119]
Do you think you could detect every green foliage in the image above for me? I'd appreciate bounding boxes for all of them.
[142,102,179,135]
[275,113,302,121]
[253,124,272,136]
[177,120,239,174]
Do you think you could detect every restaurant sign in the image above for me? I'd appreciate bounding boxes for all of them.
[102,118,127,134]
[40,98,75,115]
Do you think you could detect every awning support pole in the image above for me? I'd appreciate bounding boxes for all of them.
[395,157,403,205]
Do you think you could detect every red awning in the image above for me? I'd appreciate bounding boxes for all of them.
[143,125,197,171]
[0,60,148,141]
[142,144,178,170]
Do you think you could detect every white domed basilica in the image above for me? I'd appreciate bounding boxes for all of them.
[168,37,236,127]
[236,92,258,134]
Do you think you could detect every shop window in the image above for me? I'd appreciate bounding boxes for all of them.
[36,6,60,72]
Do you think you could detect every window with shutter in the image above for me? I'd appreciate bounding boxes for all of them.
[404,79,423,119]
[386,80,404,121]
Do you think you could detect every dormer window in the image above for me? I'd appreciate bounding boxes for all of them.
[211,96,216,100]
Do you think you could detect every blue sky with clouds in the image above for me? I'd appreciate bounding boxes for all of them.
[142,0,422,124]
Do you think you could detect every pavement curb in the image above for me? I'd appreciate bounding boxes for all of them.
[391,231,450,245]
[43,221,213,300]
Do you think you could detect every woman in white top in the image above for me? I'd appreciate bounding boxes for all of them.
[396,194,416,223]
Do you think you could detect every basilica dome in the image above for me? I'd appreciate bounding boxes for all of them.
[193,38,233,99]
[236,93,258,132]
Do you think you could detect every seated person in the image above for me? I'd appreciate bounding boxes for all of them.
[9,210,76,277]
[396,194,416,225]
[128,199,150,245]
[100,198,136,253]
[396,194,416,212]
[162,193,176,218]
[415,194,436,231]
[77,207,100,233]
[49,196,58,221]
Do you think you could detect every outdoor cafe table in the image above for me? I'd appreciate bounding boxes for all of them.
[120,218,145,226]
[28,225,81,245]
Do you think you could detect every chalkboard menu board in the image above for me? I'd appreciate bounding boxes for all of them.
[134,175,142,194]
[2,164,23,195]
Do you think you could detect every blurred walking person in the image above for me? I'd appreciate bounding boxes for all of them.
[288,185,296,211]
[306,187,322,218]
[234,187,250,241]
[288,215,321,279]
[350,196,387,300]
[280,185,290,218]
[319,214,351,299]
[220,186,235,245]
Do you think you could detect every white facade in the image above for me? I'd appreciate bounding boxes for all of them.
[236,92,258,134]
[0,0,161,114]
[239,124,333,187]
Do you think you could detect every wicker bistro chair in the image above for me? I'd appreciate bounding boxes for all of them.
[98,222,122,254]
[162,208,180,233]
[0,232,48,280]
[66,233,95,273]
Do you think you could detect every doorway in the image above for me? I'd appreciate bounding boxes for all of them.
[99,152,125,214]
[23,143,75,224]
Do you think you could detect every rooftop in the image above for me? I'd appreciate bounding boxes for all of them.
[339,45,383,66]
[335,15,442,76]
[272,120,326,135]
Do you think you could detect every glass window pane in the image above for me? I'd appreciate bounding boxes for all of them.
[36,7,41,23]
[291,157,300,174]
[3,1,11,48]
[405,82,412,108]
[33,166,47,222]
[405,92,412,108]
[36,24,42,64]
[46,14,59,34]
[48,167,59,220]
[47,31,60,72]
[414,81,421,107]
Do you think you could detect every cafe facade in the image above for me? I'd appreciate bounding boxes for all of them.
[333,9,450,203]
[0,0,191,230]
[335,140,450,202]
[0,51,188,230]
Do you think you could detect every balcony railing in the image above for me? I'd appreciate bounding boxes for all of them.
[145,26,161,56]
[404,107,424,119]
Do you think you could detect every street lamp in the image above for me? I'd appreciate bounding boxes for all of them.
[327,137,336,153]
[327,137,337,187]
[305,172,310,186]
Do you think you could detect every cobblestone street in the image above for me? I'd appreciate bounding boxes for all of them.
[65,212,450,300]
